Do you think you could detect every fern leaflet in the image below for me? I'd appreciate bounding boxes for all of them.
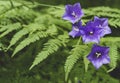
[12,31,49,57]
[7,28,29,50]
[29,39,63,70]
[64,45,87,81]
[7,23,46,50]
[0,23,21,38]
[107,43,118,72]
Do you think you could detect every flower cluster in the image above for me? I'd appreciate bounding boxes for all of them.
[62,3,111,69]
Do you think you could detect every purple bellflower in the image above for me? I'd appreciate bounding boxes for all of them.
[69,21,82,38]
[62,3,84,24]
[80,21,103,43]
[94,16,111,36]
[87,44,110,69]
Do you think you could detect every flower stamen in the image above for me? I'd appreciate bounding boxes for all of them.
[89,31,94,35]
[95,52,101,58]
[97,25,102,28]
[72,11,77,18]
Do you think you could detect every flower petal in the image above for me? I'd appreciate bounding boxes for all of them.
[69,30,78,38]
[102,57,110,64]
[62,3,84,23]
[91,60,103,69]
[73,3,81,9]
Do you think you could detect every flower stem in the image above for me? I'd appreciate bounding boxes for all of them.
[77,37,82,45]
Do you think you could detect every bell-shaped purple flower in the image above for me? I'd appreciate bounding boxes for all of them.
[62,3,84,24]
[80,21,103,43]
[94,16,111,36]
[87,44,110,69]
[69,21,82,38]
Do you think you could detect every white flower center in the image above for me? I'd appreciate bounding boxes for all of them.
[89,31,94,35]
[95,52,101,58]
[72,11,77,18]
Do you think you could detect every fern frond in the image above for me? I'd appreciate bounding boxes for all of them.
[47,7,64,18]
[7,28,29,50]
[0,1,12,15]
[48,6,120,28]
[11,23,58,57]
[51,19,71,31]
[83,7,120,18]
[101,37,119,72]
[29,39,63,70]
[0,23,21,38]
[83,7,120,28]
[101,37,120,42]
[7,23,46,50]
[107,43,118,72]
[0,25,10,32]
[4,8,36,24]
[84,9,120,18]
[46,24,58,36]
[64,45,88,81]
[0,1,37,25]
[30,33,69,70]
[11,31,49,57]
[109,18,120,28]
[88,7,120,14]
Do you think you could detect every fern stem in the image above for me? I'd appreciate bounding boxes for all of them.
[9,0,14,8]
[36,3,64,9]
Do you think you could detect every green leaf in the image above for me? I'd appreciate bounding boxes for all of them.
[83,55,90,72]
[64,45,88,81]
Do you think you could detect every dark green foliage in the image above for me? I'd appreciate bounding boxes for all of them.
[0,0,120,83]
